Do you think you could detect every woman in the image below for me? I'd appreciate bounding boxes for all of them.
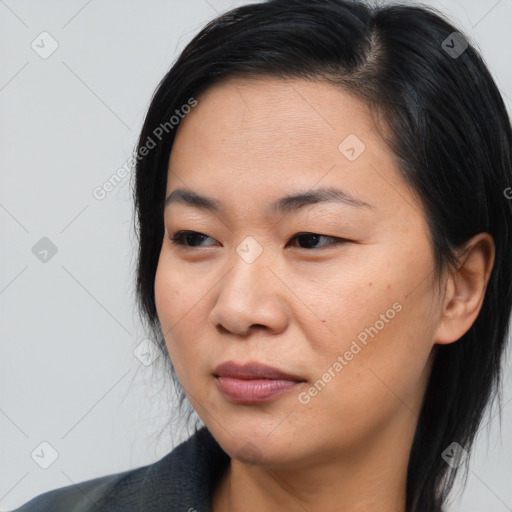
[11,0,512,511]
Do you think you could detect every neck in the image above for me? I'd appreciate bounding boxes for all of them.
[212,411,415,512]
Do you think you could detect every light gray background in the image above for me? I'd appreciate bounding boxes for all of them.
[1,1,511,510]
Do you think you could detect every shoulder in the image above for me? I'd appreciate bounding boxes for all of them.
[8,465,147,512]
[8,426,230,512]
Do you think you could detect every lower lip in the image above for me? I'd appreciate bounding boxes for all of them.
[215,376,303,403]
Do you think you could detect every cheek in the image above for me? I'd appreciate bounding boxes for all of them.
[154,260,182,331]
[154,256,209,371]
[304,249,437,405]
[299,301,434,450]
[300,257,401,353]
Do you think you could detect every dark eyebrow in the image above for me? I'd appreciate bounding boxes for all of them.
[164,186,373,215]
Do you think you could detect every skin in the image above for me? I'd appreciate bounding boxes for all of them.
[154,76,495,512]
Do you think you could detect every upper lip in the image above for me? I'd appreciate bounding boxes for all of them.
[214,361,305,381]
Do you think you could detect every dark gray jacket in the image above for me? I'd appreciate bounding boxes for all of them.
[10,427,230,512]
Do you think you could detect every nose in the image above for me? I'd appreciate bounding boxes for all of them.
[208,245,289,337]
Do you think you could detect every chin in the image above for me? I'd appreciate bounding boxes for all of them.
[206,420,310,468]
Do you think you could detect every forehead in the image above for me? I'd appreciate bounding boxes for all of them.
[171,75,377,156]
[166,75,421,221]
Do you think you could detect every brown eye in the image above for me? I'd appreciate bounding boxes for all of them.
[167,231,347,250]
[168,231,217,247]
[288,233,347,249]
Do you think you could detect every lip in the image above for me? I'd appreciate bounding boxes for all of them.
[213,361,306,403]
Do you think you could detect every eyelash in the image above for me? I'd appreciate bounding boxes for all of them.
[167,230,348,250]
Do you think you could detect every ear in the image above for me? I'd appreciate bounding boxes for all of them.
[434,233,495,345]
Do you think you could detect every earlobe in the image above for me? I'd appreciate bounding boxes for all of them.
[434,233,495,345]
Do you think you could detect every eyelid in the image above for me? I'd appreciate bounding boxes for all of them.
[168,230,218,247]
[167,230,348,250]
[288,232,347,248]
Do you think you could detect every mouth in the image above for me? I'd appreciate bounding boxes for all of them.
[213,361,306,404]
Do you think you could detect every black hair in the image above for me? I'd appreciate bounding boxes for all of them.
[132,1,512,511]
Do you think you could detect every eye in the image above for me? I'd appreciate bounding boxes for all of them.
[168,230,218,247]
[168,230,347,250]
[287,232,346,249]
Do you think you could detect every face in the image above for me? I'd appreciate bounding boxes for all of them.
[154,76,444,469]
